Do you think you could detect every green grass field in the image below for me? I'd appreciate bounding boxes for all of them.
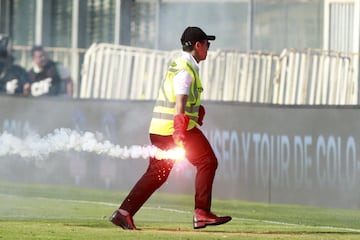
[1,181,360,240]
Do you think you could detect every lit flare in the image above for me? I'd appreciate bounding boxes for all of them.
[151,146,186,162]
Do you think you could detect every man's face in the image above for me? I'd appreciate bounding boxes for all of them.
[195,40,210,62]
[194,40,210,62]
[32,50,48,68]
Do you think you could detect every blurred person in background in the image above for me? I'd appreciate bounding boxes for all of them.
[28,45,73,97]
[0,34,31,96]
[109,26,232,230]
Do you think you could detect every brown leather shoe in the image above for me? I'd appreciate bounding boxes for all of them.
[193,209,232,229]
[109,209,138,230]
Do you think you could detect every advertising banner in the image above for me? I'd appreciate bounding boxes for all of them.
[1,96,359,209]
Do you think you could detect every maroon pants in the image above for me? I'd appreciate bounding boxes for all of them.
[119,127,218,216]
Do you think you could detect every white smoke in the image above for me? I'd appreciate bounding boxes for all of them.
[0,128,182,161]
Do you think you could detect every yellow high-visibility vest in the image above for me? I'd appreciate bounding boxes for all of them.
[149,57,203,135]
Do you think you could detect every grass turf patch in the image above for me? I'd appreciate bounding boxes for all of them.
[1,181,360,240]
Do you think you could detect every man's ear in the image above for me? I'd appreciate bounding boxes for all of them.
[193,41,201,50]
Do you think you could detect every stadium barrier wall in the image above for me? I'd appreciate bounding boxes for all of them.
[1,95,360,209]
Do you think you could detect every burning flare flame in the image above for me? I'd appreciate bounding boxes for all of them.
[152,146,186,162]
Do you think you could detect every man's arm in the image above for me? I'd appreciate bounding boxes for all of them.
[175,94,187,114]
[173,94,189,146]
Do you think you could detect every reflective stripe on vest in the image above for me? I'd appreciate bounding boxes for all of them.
[152,111,199,122]
[154,100,200,113]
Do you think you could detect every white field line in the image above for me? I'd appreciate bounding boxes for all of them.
[3,194,360,233]
[41,197,360,233]
[236,218,360,233]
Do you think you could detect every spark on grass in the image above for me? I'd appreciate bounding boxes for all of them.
[0,128,186,162]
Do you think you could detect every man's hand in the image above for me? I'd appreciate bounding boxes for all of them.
[173,113,189,146]
[6,79,18,94]
[197,105,205,126]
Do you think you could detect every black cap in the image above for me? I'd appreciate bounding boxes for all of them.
[181,27,216,47]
